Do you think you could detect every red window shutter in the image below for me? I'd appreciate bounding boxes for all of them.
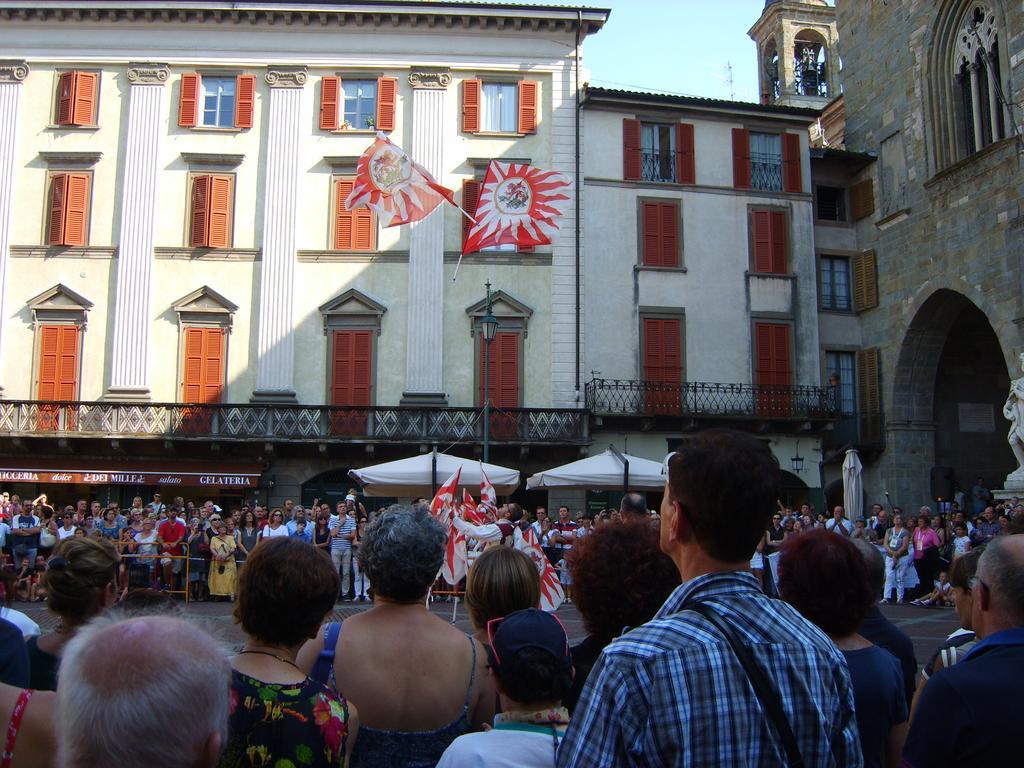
[207,175,233,248]
[675,123,695,185]
[62,173,90,247]
[182,327,224,403]
[190,175,211,247]
[462,179,482,251]
[331,331,374,406]
[47,174,68,246]
[641,202,661,266]
[71,72,97,126]
[752,210,772,273]
[770,210,787,273]
[179,73,200,128]
[643,318,681,384]
[480,332,520,408]
[376,76,397,132]
[517,80,538,134]
[754,323,792,386]
[56,72,75,125]
[319,76,340,131]
[352,205,375,251]
[660,203,679,268]
[334,178,358,250]
[623,118,642,181]
[38,325,79,401]
[732,128,751,189]
[462,79,481,133]
[782,132,802,193]
[234,74,256,129]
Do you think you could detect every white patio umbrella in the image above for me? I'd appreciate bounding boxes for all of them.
[348,450,519,497]
[842,448,864,521]
[526,447,667,491]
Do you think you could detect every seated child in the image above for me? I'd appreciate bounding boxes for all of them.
[912,570,953,607]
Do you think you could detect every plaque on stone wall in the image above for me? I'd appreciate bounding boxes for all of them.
[958,403,995,433]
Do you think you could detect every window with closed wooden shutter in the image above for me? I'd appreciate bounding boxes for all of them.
[676,123,696,185]
[852,250,879,311]
[37,324,80,430]
[751,209,787,274]
[329,330,373,435]
[333,177,375,251]
[850,178,875,220]
[55,71,98,127]
[640,200,680,268]
[179,73,200,128]
[732,128,751,189]
[376,76,397,132]
[190,174,233,249]
[47,173,91,247]
[319,76,340,130]
[642,317,683,415]
[462,78,481,133]
[782,132,802,193]
[462,179,482,251]
[480,331,521,438]
[181,326,224,433]
[517,80,538,134]
[754,322,793,415]
[856,347,882,443]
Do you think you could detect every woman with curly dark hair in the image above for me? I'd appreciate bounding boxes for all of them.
[779,528,907,768]
[564,518,680,714]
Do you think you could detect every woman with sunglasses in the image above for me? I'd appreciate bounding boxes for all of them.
[258,509,289,541]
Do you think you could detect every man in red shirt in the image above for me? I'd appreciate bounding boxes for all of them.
[158,508,187,591]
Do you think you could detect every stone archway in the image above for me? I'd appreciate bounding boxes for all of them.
[885,289,1013,505]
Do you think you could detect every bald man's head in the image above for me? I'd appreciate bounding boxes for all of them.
[57,615,229,768]
[620,492,649,517]
[976,535,1024,635]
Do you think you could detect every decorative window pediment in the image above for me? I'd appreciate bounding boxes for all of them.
[172,285,238,330]
[318,288,387,334]
[466,290,534,336]
[27,283,93,327]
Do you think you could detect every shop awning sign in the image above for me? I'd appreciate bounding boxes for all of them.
[0,466,261,488]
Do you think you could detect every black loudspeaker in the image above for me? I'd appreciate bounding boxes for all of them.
[930,466,955,501]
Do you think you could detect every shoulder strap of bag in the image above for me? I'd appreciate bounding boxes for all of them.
[686,602,805,768]
[310,621,342,685]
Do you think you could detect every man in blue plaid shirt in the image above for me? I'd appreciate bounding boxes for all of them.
[558,429,862,767]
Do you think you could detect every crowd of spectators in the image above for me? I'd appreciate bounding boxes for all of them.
[0,442,1021,767]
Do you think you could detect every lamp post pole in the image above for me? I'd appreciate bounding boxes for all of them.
[481,281,498,464]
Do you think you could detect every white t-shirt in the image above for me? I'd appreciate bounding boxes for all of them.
[57,525,77,542]
[0,606,40,639]
[953,535,971,556]
[825,518,853,536]
[260,524,290,540]
[134,530,159,556]
[436,727,561,768]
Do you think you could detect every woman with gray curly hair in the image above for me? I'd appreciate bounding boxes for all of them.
[299,504,494,767]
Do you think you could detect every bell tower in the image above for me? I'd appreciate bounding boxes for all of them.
[749,0,838,109]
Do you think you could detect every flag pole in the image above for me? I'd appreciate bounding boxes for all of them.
[452,207,479,283]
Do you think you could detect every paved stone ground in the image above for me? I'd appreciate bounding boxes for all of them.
[17,596,955,668]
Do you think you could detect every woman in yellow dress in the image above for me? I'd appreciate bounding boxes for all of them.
[208,519,238,601]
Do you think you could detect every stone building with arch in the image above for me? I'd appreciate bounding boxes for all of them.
[824,0,1023,506]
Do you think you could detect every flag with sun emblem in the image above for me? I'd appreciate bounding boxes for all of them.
[346,133,456,227]
[462,161,571,254]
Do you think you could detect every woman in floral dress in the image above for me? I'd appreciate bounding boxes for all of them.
[208,519,238,601]
[219,537,358,768]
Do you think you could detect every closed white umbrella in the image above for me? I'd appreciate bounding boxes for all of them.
[348,451,519,497]
[526,448,666,491]
[842,448,864,521]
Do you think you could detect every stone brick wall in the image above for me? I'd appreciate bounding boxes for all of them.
[836,0,1024,506]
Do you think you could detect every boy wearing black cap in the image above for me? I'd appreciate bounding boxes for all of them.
[436,608,573,767]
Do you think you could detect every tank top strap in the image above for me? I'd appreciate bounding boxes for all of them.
[2,689,33,768]
[462,634,477,710]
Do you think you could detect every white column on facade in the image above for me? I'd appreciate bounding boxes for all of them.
[252,66,307,403]
[969,63,984,152]
[401,70,450,404]
[0,61,27,398]
[107,64,168,400]
[549,62,581,408]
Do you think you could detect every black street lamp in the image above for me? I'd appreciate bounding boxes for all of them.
[481,281,498,464]
[790,441,804,473]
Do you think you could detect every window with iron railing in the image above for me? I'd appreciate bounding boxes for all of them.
[749,132,783,191]
[816,185,846,222]
[641,122,676,182]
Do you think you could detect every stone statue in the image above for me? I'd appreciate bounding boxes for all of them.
[1003,352,1024,485]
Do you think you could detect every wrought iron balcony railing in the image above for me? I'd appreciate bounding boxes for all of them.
[0,401,589,445]
[750,152,784,192]
[585,379,837,420]
[641,149,678,183]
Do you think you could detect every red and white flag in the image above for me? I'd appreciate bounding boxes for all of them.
[479,466,498,517]
[518,527,565,612]
[442,526,468,586]
[461,489,488,526]
[429,467,462,527]
[462,161,571,254]
[347,133,456,228]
